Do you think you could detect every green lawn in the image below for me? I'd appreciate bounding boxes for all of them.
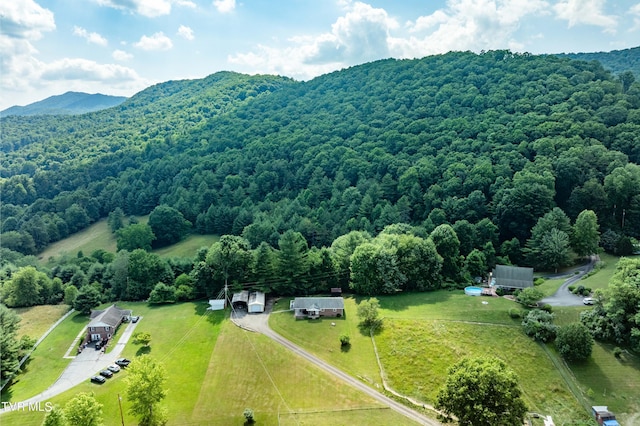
[579,254,639,291]
[1,311,86,403]
[11,305,71,340]
[377,319,589,424]
[39,219,119,262]
[152,234,218,257]
[269,297,384,387]
[1,301,420,426]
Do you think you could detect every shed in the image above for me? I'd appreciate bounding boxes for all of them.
[248,291,265,313]
[492,265,534,290]
[331,288,342,297]
[231,290,249,309]
[208,299,225,311]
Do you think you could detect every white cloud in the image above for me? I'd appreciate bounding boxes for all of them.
[134,32,173,50]
[94,0,193,17]
[213,0,235,14]
[628,3,640,31]
[0,0,55,39]
[229,1,398,79]
[397,0,549,57]
[73,26,108,46]
[40,58,140,82]
[112,49,133,60]
[553,0,618,33]
[177,25,194,40]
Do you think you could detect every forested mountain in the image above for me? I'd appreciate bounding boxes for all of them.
[555,46,640,77]
[0,91,127,117]
[2,50,639,265]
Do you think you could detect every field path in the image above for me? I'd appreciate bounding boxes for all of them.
[232,302,441,426]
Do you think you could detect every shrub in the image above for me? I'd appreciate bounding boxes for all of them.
[508,308,522,319]
[613,347,623,358]
[540,304,553,313]
[516,287,544,307]
[568,285,576,292]
[522,309,558,343]
[534,277,545,286]
[495,287,505,296]
[243,408,255,423]
[339,334,350,347]
[556,323,594,362]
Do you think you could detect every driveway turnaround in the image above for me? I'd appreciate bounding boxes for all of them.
[0,319,140,414]
[232,302,441,426]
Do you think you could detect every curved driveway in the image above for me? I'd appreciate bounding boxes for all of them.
[0,320,139,415]
[232,303,440,426]
[540,255,598,307]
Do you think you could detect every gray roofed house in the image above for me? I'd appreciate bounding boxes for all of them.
[87,304,132,343]
[492,265,534,290]
[291,297,344,319]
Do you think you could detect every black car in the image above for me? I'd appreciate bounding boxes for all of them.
[95,341,102,350]
[99,370,113,378]
[91,375,106,384]
[115,358,131,367]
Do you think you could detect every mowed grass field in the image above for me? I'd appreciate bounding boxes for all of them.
[38,216,218,263]
[1,302,419,426]
[11,305,71,340]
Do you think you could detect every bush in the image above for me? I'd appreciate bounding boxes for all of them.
[522,309,558,343]
[495,287,505,296]
[556,323,594,362]
[243,408,255,423]
[533,277,545,286]
[540,304,553,313]
[568,285,576,292]
[613,347,623,358]
[508,308,522,319]
[516,287,544,307]
[339,334,350,347]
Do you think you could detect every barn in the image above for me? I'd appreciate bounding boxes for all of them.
[231,290,249,309]
[491,265,534,291]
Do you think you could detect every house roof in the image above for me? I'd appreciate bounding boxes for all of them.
[248,291,265,306]
[89,305,131,328]
[292,297,344,310]
[492,265,534,289]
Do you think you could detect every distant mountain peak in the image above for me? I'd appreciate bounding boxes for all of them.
[1,92,128,117]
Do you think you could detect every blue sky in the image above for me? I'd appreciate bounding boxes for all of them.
[1,0,639,110]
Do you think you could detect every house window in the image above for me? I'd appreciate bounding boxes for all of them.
[108,334,111,338]
[106,326,110,331]
[90,327,95,332]
[333,308,337,312]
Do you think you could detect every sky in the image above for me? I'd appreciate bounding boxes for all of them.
[1,0,640,110]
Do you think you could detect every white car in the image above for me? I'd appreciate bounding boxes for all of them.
[107,364,121,373]
[583,297,595,305]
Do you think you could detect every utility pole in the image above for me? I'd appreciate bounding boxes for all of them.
[118,393,125,426]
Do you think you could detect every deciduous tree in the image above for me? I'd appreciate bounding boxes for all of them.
[125,355,168,426]
[571,209,600,258]
[64,392,103,426]
[435,357,527,426]
[556,323,594,362]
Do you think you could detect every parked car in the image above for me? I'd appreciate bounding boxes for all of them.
[115,358,131,367]
[107,364,121,373]
[583,297,595,305]
[131,316,140,323]
[91,375,106,384]
[99,370,113,378]
[95,341,102,350]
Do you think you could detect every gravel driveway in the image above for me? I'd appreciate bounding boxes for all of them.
[540,255,597,307]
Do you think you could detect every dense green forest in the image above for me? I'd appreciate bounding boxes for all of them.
[2,50,640,302]
[556,46,640,77]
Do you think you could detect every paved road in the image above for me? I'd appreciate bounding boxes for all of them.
[232,302,441,426]
[0,320,139,415]
[540,255,598,307]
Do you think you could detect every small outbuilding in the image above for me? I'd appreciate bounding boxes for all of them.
[208,299,225,311]
[248,291,265,313]
[231,290,249,309]
[291,297,344,320]
[330,288,342,297]
[491,265,534,291]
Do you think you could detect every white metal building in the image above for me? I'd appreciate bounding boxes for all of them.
[248,291,265,313]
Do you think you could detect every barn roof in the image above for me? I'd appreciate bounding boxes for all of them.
[232,291,249,304]
[89,305,131,328]
[492,265,534,289]
[292,297,344,310]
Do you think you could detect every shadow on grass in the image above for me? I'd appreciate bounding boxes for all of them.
[136,346,151,356]
[351,291,458,313]
[192,300,226,326]
[340,343,351,353]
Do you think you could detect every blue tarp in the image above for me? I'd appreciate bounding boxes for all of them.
[603,420,620,426]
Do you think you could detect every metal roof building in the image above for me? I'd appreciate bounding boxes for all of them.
[492,265,534,290]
